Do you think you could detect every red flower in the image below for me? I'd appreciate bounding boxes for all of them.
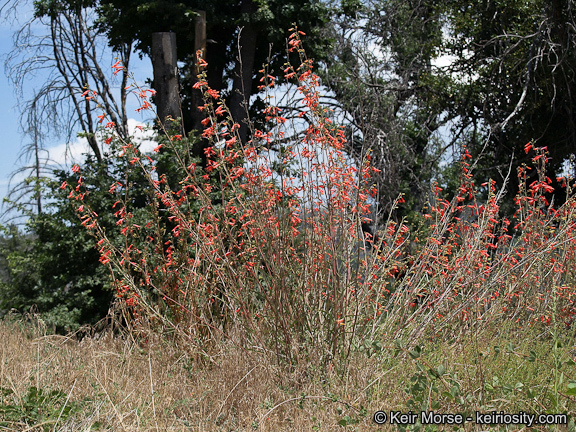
[112,60,123,75]
[207,88,220,99]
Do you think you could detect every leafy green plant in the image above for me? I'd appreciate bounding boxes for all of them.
[0,122,205,333]
[389,331,576,432]
[0,161,115,332]
[337,404,368,427]
[0,386,83,431]
[393,343,468,432]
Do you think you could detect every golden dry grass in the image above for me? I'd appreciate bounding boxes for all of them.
[1,316,574,431]
[0,317,405,431]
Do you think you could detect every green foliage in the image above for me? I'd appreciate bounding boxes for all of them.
[322,0,445,218]
[389,329,576,432]
[96,0,330,62]
[0,385,84,431]
[434,0,576,211]
[0,146,159,332]
[322,0,576,218]
[0,168,110,332]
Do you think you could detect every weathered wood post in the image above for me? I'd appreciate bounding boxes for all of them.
[151,32,183,133]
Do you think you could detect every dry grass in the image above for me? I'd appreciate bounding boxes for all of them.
[0,317,405,431]
[1,316,575,431]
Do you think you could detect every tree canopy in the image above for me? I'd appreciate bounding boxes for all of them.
[320,0,576,218]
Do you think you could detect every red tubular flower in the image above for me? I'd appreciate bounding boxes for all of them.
[112,60,123,75]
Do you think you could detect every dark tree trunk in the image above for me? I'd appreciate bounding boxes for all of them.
[151,32,183,133]
[229,1,258,144]
[191,11,206,134]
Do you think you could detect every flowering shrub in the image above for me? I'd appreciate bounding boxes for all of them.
[381,145,576,340]
[64,29,576,369]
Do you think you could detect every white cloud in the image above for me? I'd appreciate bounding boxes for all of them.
[127,118,157,153]
[47,139,88,167]
[46,118,157,168]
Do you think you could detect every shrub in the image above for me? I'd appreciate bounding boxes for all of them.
[66,29,576,373]
[0,160,116,332]
[64,30,391,368]
[0,146,159,332]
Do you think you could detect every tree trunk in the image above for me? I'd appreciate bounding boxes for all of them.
[229,1,258,144]
[151,32,183,133]
[191,11,206,134]
[33,104,42,215]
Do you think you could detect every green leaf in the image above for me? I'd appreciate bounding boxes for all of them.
[450,385,459,398]
[441,391,454,400]
[409,346,422,359]
[548,394,558,409]
[567,381,576,396]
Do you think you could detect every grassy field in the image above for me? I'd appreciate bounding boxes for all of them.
[1,315,575,431]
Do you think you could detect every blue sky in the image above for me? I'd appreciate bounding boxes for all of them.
[0,20,26,207]
[0,4,155,223]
